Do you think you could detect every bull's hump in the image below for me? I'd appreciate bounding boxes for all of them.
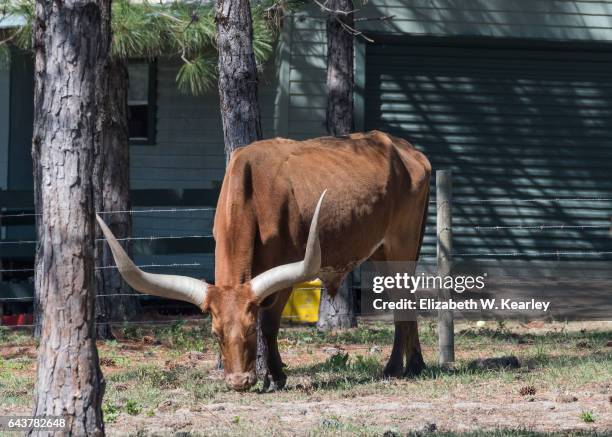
[241,131,400,157]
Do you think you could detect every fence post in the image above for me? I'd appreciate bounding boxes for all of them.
[437,169,454,364]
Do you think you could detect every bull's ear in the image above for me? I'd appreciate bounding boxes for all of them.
[199,289,213,313]
[250,190,326,302]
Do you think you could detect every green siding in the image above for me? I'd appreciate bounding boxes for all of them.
[358,0,612,40]
[286,1,612,141]
[364,41,612,261]
[130,58,279,190]
[0,56,8,189]
[284,2,612,263]
[288,13,328,139]
[7,49,33,191]
[274,13,292,137]
[128,57,280,280]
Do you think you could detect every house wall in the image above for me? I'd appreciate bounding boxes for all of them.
[284,1,612,265]
[7,50,33,191]
[128,58,281,280]
[358,0,612,40]
[130,58,280,191]
[0,49,282,282]
[286,1,612,139]
[0,57,8,190]
[4,1,612,281]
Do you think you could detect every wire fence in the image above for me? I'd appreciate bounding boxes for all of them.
[0,207,215,220]
[451,250,612,258]
[1,194,610,327]
[2,196,611,218]
[0,319,210,329]
[0,286,325,302]
[0,311,405,329]
[0,262,204,274]
[0,313,358,329]
[466,224,610,231]
[439,196,612,204]
[0,234,213,246]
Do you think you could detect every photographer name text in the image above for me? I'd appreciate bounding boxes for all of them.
[372,298,550,312]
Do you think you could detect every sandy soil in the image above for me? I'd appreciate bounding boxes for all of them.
[1,320,610,436]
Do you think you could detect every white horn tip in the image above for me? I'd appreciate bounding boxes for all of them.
[316,190,328,211]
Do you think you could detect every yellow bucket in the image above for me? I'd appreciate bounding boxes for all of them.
[281,280,321,323]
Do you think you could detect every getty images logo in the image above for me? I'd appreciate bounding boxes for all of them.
[372,272,487,294]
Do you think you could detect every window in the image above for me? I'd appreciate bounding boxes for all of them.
[128,62,156,145]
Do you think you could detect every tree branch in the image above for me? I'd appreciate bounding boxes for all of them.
[354,15,395,22]
[314,0,360,16]
[0,28,23,46]
[335,15,373,43]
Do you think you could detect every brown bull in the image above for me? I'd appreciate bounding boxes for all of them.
[97,130,431,391]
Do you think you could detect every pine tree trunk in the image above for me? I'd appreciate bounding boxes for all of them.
[94,58,140,339]
[319,0,357,330]
[317,276,357,331]
[32,110,43,340]
[216,0,266,376]
[325,0,355,136]
[216,0,262,160]
[29,0,109,434]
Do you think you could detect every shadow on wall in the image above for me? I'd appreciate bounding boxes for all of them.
[346,0,612,264]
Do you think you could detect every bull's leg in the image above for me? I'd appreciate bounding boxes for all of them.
[384,317,425,379]
[383,320,407,377]
[376,237,426,378]
[368,246,407,378]
[259,289,291,392]
[403,320,425,377]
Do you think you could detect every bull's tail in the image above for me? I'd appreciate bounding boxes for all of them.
[414,182,431,262]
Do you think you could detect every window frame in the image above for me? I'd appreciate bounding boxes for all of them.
[128,59,157,146]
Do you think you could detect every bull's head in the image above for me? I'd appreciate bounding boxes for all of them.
[96,191,326,391]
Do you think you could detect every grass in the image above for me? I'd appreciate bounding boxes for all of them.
[102,403,120,423]
[0,326,35,346]
[0,320,609,435]
[385,431,580,436]
[579,411,596,423]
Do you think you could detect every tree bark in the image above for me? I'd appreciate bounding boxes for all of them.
[325,0,355,136]
[216,0,262,161]
[94,58,141,340]
[317,276,357,331]
[29,0,109,434]
[216,0,267,376]
[319,0,357,330]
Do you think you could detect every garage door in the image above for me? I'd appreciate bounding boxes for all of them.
[365,40,612,262]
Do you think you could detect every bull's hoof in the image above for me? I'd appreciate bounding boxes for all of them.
[383,360,404,378]
[261,373,287,393]
[404,352,425,378]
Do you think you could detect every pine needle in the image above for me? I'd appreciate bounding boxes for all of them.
[176,56,217,96]
[0,0,34,51]
[111,0,166,60]
[0,0,304,95]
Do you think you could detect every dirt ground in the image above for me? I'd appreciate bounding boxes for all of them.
[0,319,610,436]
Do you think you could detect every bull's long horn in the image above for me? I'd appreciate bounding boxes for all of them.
[96,215,207,307]
[251,190,327,302]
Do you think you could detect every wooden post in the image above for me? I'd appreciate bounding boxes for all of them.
[437,169,454,364]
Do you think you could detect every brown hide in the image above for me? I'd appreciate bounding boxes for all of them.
[213,130,431,287]
[205,131,431,389]
[98,130,430,390]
